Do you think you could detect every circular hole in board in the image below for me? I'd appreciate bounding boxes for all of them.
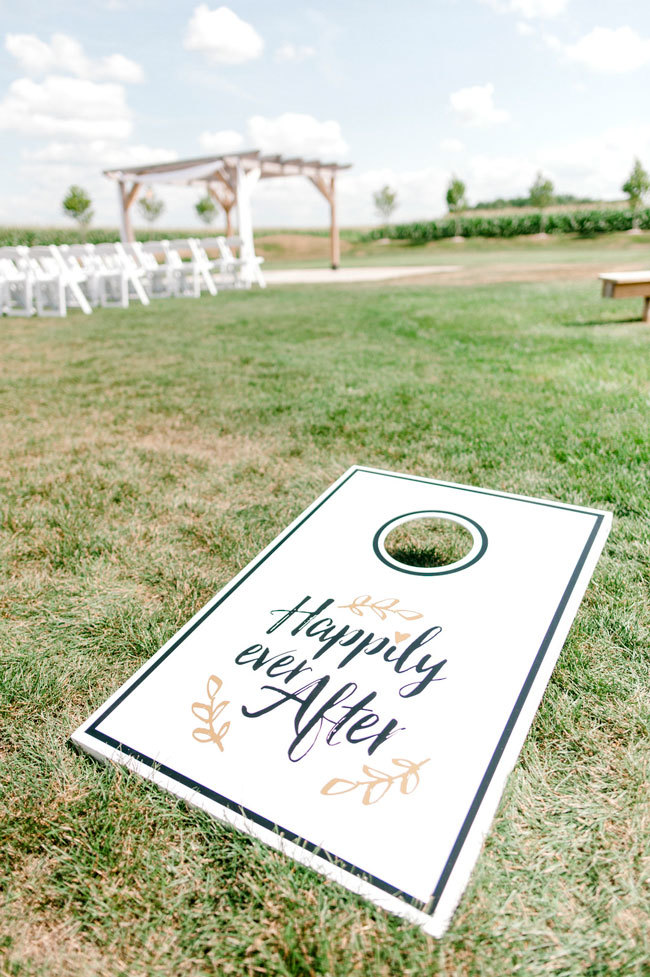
[385,517,474,568]
[373,510,488,577]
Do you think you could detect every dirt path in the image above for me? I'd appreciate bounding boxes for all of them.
[263,265,460,285]
[392,260,650,287]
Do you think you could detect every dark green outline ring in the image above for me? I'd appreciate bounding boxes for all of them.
[372,510,488,576]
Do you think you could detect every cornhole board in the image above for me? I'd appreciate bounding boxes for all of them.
[599,271,650,322]
[72,467,611,937]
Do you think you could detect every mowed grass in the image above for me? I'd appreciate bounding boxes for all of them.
[257,228,650,270]
[1,278,649,977]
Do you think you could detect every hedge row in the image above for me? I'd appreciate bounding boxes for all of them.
[363,208,650,242]
[2,208,649,247]
[0,227,207,247]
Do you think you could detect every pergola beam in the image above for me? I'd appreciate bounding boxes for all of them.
[207,183,235,236]
[210,168,237,196]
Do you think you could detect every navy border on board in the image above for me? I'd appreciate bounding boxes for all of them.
[85,467,604,919]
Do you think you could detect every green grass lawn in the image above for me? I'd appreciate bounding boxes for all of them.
[259,229,650,270]
[1,278,649,976]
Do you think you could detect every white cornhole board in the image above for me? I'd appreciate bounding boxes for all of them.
[72,467,611,937]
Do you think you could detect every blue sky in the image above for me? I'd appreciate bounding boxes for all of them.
[1,0,650,228]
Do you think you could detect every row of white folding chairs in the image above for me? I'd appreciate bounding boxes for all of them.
[0,237,265,317]
[0,245,93,317]
[129,237,265,295]
[121,237,266,297]
[196,236,266,290]
[0,243,152,317]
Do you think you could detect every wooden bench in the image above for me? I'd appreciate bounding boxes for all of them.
[599,272,650,322]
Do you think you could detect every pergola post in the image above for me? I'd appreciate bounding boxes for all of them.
[117,181,128,242]
[117,179,141,243]
[329,175,339,270]
[235,162,262,286]
[309,173,340,270]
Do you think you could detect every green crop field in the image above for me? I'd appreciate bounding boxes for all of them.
[255,230,650,270]
[1,275,648,976]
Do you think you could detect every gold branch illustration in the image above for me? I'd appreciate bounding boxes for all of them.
[191,674,230,752]
[321,758,430,806]
[338,595,423,622]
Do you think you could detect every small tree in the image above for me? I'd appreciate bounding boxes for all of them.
[446,175,467,236]
[528,172,554,209]
[62,185,93,240]
[137,187,165,224]
[528,171,554,232]
[373,185,398,223]
[195,194,218,225]
[622,159,650,222]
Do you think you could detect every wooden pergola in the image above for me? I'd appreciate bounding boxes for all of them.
[104,150,352,272]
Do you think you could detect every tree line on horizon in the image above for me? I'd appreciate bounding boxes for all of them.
[56,158,650,236]
[372,158,650,229]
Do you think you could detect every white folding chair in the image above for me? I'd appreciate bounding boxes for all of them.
[226,235,265,288]
[126,242,173,299]
[0,247,34,316]
[185,238,218,295]
[50,245,92,313]
[200,237,243,290]
[202,236,265,289]
[65,244,129,308]
[163,239,203,298]
[58,244,90,299]
[20,246,65,316]
[95,243,150,306]
[23,245,92,317]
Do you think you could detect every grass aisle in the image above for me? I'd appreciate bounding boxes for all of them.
[1,281,648,976]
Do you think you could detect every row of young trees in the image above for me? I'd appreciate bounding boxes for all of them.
[61,185,225,236]
[372,159,650,227]
[61,158,650,236]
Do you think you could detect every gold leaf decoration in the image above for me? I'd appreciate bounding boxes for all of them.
[321,757,430,806]
[191,673,230,752]
[338,595,423,621]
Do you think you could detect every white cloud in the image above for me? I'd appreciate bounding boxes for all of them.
[184,5,263,64]
[338,166,450,223]
[464,124,650,204]
[15,121,647,229]
[441,137,464,152]
[510,0,567,16]
[275,42,316,62]
[248,113,348,158]
[562,26,650,73]
[97,54,145,84]
[449,83,509,127]
[5,32,144,83]
[198,128,245,153]
[467,153,537,201]
[516,21,534,35]
[24,140,176,168]
[198,114,348,159]
[480,0,568,18]
[543,32,562,52]
[543,125,650,193]
[0,35,172,226]
[0,75,132,140]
